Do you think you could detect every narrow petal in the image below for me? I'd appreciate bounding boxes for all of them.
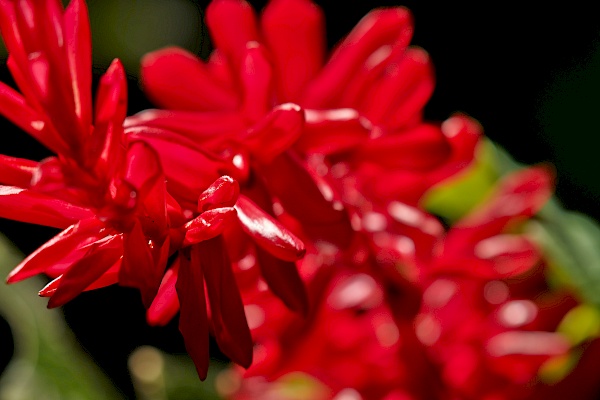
[302,7,413,108]
[88,59,127,175]
[197,238,253,368]
[0,155,37,187]
[261,0,325,102]
[47,234,123,308]
[255,246,308,315]
[147,261,180,326]
[6,218,106,283]
[239,43,273,123]
[64,0,92,135]
[176,251,210,380]
[39,258,121,296]
[296,108,371,155]
[141,47,238,111]
[0,185,93,228]
[235,195,305,262]
[205,0,259,71]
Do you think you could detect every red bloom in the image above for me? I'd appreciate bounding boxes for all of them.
[0,0,307,380]
[416,166,581,399]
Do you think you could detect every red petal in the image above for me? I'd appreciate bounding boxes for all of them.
[6,218,106,283]
[119,221,168,307]
[124,109,246,151]
[47,234,123,308]
[183,207,237,246]
[302,7,413,108]
[0,155,36,187]
[39,258,121,296]
[235,195,305,261]
[64,0,92,136]
[355,123,451,171]
[241,104,304,163]
[88,59,127,174]
[360,47,435,129]
[258,152,352,246]
[296,108,371,155]
[255,246,308,315]
[261,0,325,102]
[197,176,240,212]
[140,47,238,111]
[0,185,93,228]
[205,0,259,71]
[147,260,180,326]
[176,251,210,380]
[197,238,253,368]
[239,43,273,123]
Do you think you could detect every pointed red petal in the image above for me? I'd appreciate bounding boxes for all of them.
[235,195,305,261]
[197,238,253,368]
[47,234,123,308]
[0,185,93,228]
[64,0,92,135]
[147,260,180,326]
[176,251,210,380]
[39,258,121,296]
[205,0,259,71]
[141,47,238,111]
[261,0,325,102]
[255,246,308,316]
[6,218,105,283]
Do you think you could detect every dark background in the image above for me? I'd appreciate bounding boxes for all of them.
[1,1,600,398]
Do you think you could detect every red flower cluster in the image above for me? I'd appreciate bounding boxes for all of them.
[1,0,597,398]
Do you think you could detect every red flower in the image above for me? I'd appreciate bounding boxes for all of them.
[0,0,308,380]
[416,167,580,399]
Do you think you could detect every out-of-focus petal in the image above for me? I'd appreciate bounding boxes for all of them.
[205,0,259,71]
[0,185,93,228]
[197,238,253,367]
[235,195,305,262]
[140,47,238,111]
[261,0,325,102]
[176,251,210,380]
[302,7,413,108]
[239,43,273,123]
[355,123,451,171]
[255,246,308,316]
[47,234,123,308]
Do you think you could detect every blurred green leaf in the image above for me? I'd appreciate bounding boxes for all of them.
[0,234,123,400]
